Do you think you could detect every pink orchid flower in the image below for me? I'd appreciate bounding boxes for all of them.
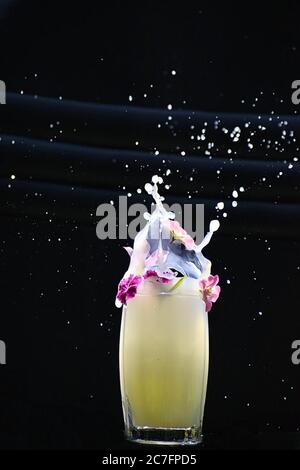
[143,269,175,283]
[167,220,195,250]
[199,275,221,312]
[116,274,143,305]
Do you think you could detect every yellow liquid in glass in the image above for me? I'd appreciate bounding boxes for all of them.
[119,286,208,429]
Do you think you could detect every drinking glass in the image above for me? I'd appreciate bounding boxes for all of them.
[119,282,209,445]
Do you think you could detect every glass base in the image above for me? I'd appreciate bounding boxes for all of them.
[126,426,202,446]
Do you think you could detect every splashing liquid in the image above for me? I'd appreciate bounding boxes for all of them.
[116,175,220,307]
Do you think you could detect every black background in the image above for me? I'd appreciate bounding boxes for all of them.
[0,0,300,451]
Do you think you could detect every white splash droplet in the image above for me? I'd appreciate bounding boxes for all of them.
[210,220,220,232]
[144,183,153,194]
[152,175,163,185]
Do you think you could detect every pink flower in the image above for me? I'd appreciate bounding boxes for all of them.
[167,220,195,250]
[199,275,221,312]
[116,274,143,305]
[143,269,175,283]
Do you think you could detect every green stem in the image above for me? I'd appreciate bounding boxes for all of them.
[168,276,186,292]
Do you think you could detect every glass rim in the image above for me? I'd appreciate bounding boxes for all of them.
[133,291,203,298]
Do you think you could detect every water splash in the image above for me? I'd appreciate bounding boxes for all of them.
[116,176,220,307]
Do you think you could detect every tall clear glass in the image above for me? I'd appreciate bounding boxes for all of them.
[119,283,209,445]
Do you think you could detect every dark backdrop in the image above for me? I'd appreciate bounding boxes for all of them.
[0,0,300,450]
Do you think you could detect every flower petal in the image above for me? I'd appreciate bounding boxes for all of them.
[205,299,213,312]
[144,269,175,283]
[116,274,143,306]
